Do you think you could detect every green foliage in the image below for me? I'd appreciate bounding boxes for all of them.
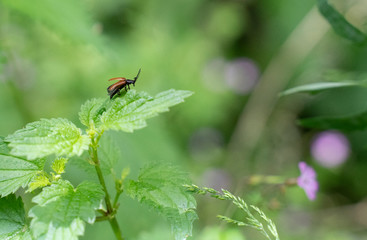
[2,0,366,237]
[51,157,68,175]
[125,162,197,240]
[299,110,367,131]
[0,136,9,153]
[98,135,120,175]
[29,180,104,240]
[217,215,246,226]
[1,0,100,45]
[79,98,107,130]
[186,185,279,240]
[27,174,51,193]
[317,0,367,44]
[78,90,193,133]
[282,70,367,132]
[1,89,193,240]
[0,194,32,240]
[99,89,193,132]
[280,81,365,96]
[322,70,367,83]
[0,141,45,196]
[5,118,90,160]
[68,135,120,176]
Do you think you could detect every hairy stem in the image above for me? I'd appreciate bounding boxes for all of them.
[91,136,124,240]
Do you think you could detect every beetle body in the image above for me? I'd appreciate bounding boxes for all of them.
[107,69,141,99]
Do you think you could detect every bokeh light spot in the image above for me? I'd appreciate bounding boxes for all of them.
[311,130,350,168]
[224,58,259,95]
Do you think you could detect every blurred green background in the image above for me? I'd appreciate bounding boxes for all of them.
[1,0,367,239]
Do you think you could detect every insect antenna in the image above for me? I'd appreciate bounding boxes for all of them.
[133,68,141,86]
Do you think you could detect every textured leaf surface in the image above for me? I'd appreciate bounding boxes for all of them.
[100,89,193,132]
[0,194,32,240]
[51,158,68,175]
[27,175,51,193]
[5,118,90,160]
[126,162,197,240]
[79,98,107,129]
[299,110,367,131]
[29,180,104,240]
[280,81,364,96]
[0,148,45,197]
[317,0,367,44]
[98,135,120,175]
[0,137,9,154]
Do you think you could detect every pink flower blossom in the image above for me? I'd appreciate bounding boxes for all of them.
[297,162,318,201]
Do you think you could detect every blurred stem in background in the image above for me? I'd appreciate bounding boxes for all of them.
[223,6,329,216]
[227,7,329,175]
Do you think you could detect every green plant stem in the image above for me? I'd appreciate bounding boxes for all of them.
[113,190,123,209]
[96,215,110,222]
[93,157,113,212]
[91,137,124,240]
[249,175,286,185]
[109,218,124,240]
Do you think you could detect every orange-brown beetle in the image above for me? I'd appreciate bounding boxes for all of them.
[107,68,141,99]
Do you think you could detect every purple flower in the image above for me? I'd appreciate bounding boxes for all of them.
[297,162,318,201]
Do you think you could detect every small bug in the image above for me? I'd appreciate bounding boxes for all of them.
[107,68,141,99]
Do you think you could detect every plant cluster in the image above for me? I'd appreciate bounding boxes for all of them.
[0,89,198,240]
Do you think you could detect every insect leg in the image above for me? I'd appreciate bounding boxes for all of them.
[109,88,121,99]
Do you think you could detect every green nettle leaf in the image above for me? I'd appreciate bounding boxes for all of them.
[125,162,197,240]
[317,0,367,44]
[163,207,198,240]
[29,180,104,240]
[79,98,108,129]
[299,110,367,131]
[100,89,193,132]
[0,136,9,154]
[68,155,95,176]
[98,135,120,175]
[5,118,91,160]
[279,81,365,96]
[27,174,51,193]
[51,157,68,175]
[0,194,32,240]
[0,151,45,197]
